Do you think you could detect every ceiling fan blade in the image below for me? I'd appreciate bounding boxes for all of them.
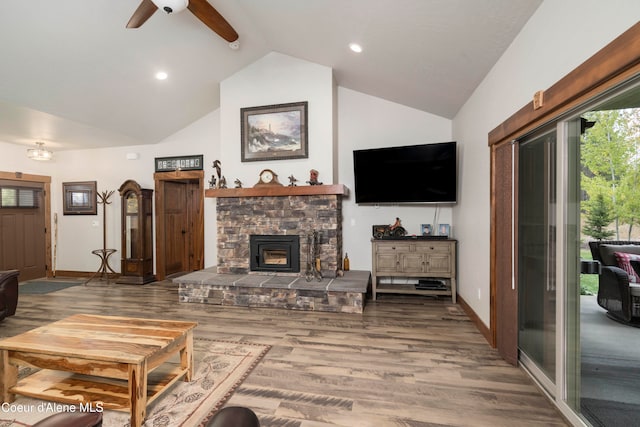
[126,0,158,28]
[187,0,239,42]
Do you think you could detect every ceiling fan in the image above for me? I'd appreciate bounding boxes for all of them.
[126,0,238,43]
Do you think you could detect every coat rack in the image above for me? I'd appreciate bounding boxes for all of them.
[85,190,117,285]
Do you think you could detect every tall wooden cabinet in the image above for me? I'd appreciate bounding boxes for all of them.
[117,180,155,285]
[371,239,457,302]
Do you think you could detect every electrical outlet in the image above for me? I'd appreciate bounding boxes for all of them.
[478,288,481,300]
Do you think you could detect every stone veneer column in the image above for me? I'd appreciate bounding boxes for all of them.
[216,195,342,276]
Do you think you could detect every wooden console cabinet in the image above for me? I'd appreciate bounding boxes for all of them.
[371,239,457,303]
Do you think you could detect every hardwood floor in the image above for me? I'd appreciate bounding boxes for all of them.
[3,279,568,427]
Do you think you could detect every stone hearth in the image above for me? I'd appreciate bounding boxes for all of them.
[176,268,370,313]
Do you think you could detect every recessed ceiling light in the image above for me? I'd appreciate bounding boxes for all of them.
[349,43,363,53]
[155,71,168,80]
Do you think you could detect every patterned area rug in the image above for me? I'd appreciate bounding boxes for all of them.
[0,338,270,427]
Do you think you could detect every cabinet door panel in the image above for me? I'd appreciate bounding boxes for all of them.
[401,253,424,273]
[426,254,451,273]
[376,253,398,272]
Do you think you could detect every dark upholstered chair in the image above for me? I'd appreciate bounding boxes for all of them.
[32,412,102,427]
[206,406,260,427]
[589,240,640,324]
[0,270,19,321]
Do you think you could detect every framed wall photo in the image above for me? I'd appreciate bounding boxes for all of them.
[240,101,308,162]
[438,224,450,237]
[421,224,432,236]
[63,181,97,215]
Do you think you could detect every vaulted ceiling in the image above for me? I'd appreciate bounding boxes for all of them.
[0,0,541,151]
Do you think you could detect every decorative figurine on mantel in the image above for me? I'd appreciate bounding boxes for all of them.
[307,169,323,185]
[288,175,298,186]
[234,178,243,188]
[212,160,227,189]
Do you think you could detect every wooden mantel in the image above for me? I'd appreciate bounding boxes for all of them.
[205,184,349,198]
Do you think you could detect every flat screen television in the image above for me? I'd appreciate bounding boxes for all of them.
[353,141,457,204]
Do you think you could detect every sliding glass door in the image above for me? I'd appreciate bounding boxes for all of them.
[515,82,640,425]
[518,127,557,391]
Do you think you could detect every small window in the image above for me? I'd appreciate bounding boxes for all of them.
[1,188,17,207]
[0,186,39,208]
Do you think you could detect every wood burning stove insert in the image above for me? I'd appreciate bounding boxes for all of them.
[250,235,300,273]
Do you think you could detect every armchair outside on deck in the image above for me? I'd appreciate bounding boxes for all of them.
[588,240,640,324]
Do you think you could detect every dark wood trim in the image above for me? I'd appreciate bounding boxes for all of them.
[488,22,640,362]
[0,171,52,279]
[0,172,51,183]
[489,21,640,147]
[52,270,120,280]
[205,184,348,198]
[154,170,205,281]
[489,145,498,348]
[457,294,492,345]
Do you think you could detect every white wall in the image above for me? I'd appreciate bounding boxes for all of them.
[338,87,452,270]
[0,109,220,273]
[452,0,640,325]
[219,52,335,187]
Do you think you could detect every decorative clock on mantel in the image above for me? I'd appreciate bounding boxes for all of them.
[254,169,283,187]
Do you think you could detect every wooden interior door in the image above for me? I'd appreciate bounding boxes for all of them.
[154,171,204,280]
[164,181,189,276]
[0,180,46,280]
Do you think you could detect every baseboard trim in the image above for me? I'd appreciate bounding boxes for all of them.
[50,270,120,280]
[457,294,493,347]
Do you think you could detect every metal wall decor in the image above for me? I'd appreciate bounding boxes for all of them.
[155,154,204,172]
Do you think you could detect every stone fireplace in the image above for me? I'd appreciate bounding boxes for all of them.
[215,185,346,277]
[175,184,370,314]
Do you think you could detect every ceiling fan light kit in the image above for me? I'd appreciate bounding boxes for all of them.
[27,142,53,161]
[152,0,188,14]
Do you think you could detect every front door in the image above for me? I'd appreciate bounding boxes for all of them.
[0,180,46,280]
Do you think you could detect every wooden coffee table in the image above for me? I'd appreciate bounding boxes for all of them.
[0,314,197,427]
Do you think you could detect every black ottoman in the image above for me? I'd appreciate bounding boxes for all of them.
[32,411,103,427]
[206,406,260,427]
